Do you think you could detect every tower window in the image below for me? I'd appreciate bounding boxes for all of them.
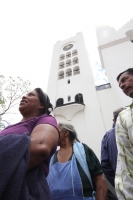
[58,71,64,80]
[59,61,64,69]
[68,96,71,102]
[75,93,84,103]
[60,54,65,61]
[56,98,64,107]
[66,52,71,58]
[66,68,72,77]
[72,49,78,56]
[68,79,70,84]
[73,66,80,75]
[66,59,71,67]
[73,57,78,65]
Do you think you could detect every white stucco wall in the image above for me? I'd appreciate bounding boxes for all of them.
[101,41,133,107]
[96,19,133,107]
[47,32,120,158]
[96,88,120,131]
[96,18,133,46]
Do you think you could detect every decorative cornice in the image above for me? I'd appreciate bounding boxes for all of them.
[98,37,129,50]
[98,37,129,68]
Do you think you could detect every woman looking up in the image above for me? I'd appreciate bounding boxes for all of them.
[47,122,108,200]
[0,88,59,200]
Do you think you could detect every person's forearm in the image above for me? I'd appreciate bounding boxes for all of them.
[28,138,50,170]
[96,184,108,200]
[95,175,108,200]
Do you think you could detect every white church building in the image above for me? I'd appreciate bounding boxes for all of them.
[47,19,133,158]
[96,18,133,108]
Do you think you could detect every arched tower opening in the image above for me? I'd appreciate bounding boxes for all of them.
[75,93,84,103]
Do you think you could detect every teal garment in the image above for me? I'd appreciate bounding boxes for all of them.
[73,142,96,199]
[53,143,103,197]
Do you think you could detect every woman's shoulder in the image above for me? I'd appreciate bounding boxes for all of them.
[81,143,103,174]
[36,114,57,122]
[36,114,58,128]
[82,143,93,152]
[81,143,98,159]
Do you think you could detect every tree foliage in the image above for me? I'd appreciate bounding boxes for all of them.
[0,75,30,129]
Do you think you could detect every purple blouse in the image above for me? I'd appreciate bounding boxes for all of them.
[0,114,58,176]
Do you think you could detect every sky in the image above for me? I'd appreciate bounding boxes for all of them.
[0,0,133,123]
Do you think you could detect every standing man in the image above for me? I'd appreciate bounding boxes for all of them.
[115,68,133,199]
[101,108,125,200]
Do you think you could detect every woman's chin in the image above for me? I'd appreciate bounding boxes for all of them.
[18,105,25,114]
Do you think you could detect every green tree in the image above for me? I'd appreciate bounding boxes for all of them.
[0,75,30,130]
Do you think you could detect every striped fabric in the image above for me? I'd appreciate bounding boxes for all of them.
[115,103,133,199]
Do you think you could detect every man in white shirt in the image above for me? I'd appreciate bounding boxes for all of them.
[115,68,133,199]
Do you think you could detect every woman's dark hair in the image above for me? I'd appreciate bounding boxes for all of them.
[35,88,53,115]
[117,68,133,81]
[58,122,80,142]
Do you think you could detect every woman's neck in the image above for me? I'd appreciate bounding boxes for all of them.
[21,114,39,122]
[57,144,73,163]
[59,138,73,150]
[59,143,72,150]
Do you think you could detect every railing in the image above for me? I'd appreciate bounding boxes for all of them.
[66,54,71,58]
[60,56,65,60]
[59,65,64,69]
[58,75,64,79]
[96,83,111,91]
[72,52,77,56]
[54,101,85,108]
[66,63,71,67]
[73,60,78,64]
[74,70,80,75]
[66,73,72,77]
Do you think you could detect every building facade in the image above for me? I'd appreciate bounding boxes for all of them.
[47,33,120,158]
[96,18,133,107]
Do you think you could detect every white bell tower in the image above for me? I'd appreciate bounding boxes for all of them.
[47,32,114,157]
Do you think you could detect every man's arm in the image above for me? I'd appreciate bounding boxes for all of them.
[115,113,133,200]
[107,128,117,173]
[93,174,108,200]
[28,124,58,170]
[83,143,108,200]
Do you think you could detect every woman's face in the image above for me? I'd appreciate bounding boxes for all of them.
[19,90,44,115]
[58,125,66,146]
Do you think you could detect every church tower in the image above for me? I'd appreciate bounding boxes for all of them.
[47,32,117,157]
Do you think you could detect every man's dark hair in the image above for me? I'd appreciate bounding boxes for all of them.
[35,88,53,115]
[113,107,125,122]
[117,68,133,82]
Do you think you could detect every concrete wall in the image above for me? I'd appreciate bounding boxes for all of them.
[96,88,120,131]
[100,41,133,107]
[96,18,133,107]
[47,33,120,158]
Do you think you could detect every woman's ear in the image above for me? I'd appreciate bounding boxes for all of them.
[64,131,69,137]
[38,105,45,114]
[39,105,44,109]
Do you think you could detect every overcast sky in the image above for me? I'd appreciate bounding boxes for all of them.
[0,0,133,92]
[0,0,133,124]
